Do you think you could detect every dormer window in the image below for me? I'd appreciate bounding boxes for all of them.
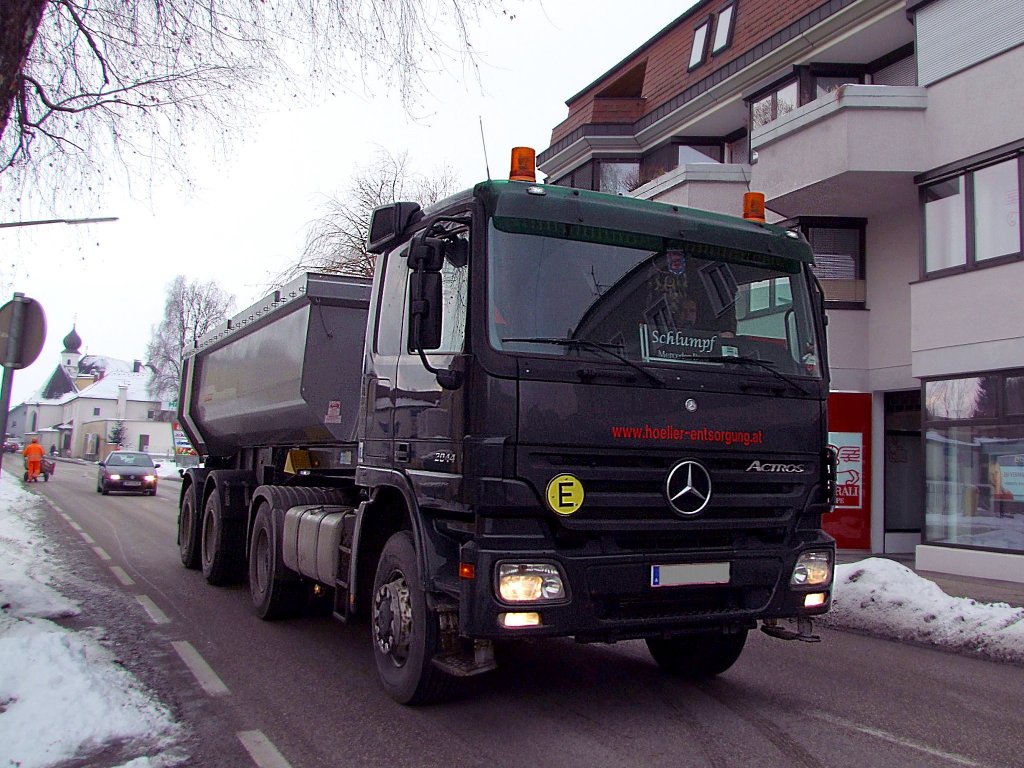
[712,3,737,55]
[688,18,711,70]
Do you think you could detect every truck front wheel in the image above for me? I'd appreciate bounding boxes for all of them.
[178,484,201,569]
[371,531,453,705]
[646,629,748,679]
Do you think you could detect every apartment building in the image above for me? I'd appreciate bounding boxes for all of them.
[538,0,1024,582]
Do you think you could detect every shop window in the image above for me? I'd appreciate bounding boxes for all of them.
[925,377,998,421]
[923,370,1024,553]
[1007,377,1024,415]
[688,18,711,70]
[711,3,737,55]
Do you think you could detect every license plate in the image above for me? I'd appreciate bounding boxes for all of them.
[651,562,730,587]
[123,481,142,487]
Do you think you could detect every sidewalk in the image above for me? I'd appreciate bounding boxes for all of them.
[836,551,1024,609]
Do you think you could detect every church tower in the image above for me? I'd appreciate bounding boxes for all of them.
[61,326,83,376]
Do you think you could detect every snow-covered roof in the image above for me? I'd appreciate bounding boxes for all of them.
[76,369,160,403]
[77,355,133,375]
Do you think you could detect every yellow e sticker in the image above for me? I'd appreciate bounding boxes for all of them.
[546,474,584,516]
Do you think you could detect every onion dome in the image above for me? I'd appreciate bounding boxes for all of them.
[62,326,83,353]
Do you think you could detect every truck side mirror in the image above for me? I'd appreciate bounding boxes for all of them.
[409,271,443,350]
[409,238,445,271]
[367,202,423,254]
[406,232,463,390]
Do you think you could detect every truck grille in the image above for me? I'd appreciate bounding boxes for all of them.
[522,448,818,534]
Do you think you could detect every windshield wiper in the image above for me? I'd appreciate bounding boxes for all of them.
[501,336,665,387]
[699,355,810,395]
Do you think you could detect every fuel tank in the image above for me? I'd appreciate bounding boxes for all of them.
[179,273,371,457]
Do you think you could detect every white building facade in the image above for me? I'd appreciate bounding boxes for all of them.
[7,327,175,461]
[538,0,1024,581]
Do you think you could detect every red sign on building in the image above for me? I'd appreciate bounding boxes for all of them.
[826,392,872,550]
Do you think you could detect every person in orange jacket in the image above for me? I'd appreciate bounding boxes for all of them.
[23,437,45,482]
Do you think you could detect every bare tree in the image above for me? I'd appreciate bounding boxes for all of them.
[146,275,234,403]
[277,149,461,280]
[1,0,516,204]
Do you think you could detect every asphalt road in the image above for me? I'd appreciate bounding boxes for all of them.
[10,454,1024,768]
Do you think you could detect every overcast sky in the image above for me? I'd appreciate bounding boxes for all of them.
[0,1,696,407]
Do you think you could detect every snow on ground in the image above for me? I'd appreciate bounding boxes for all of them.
[0,473,182,768]
[823,557,1024,664]
[0,465,1023,766]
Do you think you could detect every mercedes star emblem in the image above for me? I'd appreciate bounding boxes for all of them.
[665,459,712,516]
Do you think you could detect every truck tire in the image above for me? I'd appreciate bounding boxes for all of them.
[249,503,302,620]
[646,629,748,679]
[178,484,202,569]
[371,530,454,705]
[201,490,242,586]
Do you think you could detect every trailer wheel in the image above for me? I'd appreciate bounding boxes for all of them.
[178,484,202,569]
[646,629,748,679]
[371,530,453,705]
[249,504,301,620]
[201,491,240,585]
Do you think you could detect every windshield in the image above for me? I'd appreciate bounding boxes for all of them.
[106,453,154,467]
[487,218,822,379]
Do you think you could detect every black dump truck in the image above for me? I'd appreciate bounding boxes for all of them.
[177,150,837,704]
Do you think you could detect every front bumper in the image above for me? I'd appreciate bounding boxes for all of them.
[458,540,834,641]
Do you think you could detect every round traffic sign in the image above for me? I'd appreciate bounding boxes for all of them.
[0,296,47,369]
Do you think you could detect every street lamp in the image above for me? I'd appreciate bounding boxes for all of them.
[0,216,118,229]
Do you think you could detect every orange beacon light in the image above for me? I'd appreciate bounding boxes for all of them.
[509,147,537,182]
[743,191,766,222]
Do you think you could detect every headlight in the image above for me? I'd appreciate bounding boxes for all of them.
[143,474,156,482]
[791,550,832,587]
[497,563,565,603]
[108,473,121,481]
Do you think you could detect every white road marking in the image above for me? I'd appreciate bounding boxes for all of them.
[815,713,984,767]
[237,731,294,768]
[136,594,171,625]
[109,566,135,586]
[77,530,96,545]
[68,520,83,532]
[91,546,111,561]
[171,640,230,696]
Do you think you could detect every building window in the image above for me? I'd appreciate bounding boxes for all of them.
[688,18,711,70]
[788,218,866,307]
[93,407,101,416]
[711,3,737,55]
[923,155,1024,276]
[597,160,640,194]
[973,159,1020,262]
[750,80,798,129]
[924,178,967,272]
[924,370,1024,553]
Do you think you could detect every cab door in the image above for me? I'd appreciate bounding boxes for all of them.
[394,229,470,501]
[363,245,409,465]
